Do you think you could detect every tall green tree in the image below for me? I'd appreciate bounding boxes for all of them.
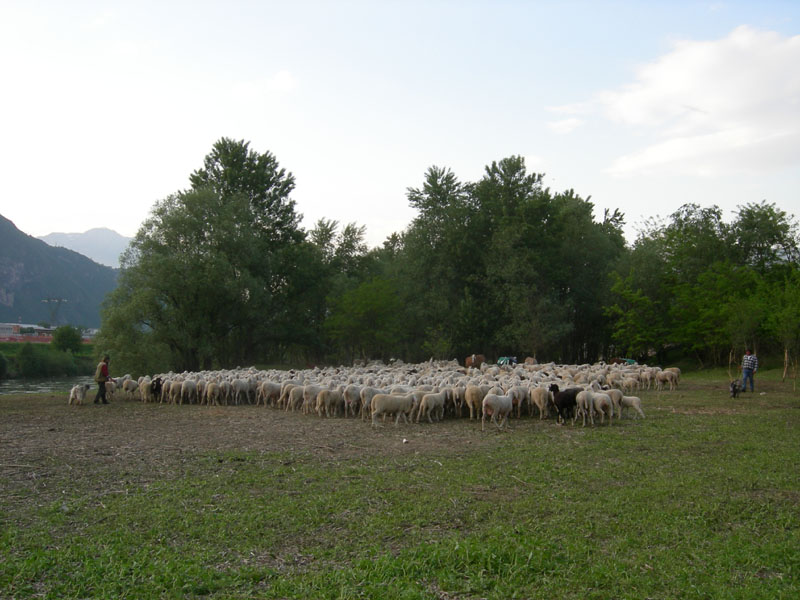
[98,139,304,373]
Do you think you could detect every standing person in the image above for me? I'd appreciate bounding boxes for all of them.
[93,355,113,404]
[741,349,758,393]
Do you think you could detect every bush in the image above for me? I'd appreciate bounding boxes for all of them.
[0,352,7,379]
[12,343,90,378]
[52,325,83,354]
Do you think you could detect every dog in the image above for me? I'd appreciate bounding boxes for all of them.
[729,380,741,398]
[68,383,91,406]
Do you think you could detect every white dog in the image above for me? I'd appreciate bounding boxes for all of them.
[68,383,91,406]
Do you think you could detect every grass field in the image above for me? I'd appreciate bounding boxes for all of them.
[1,369,798,598]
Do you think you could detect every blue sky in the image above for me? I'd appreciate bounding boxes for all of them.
[1,1,798,247]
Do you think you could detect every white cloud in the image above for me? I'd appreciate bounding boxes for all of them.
[560,26,800,176]
[547,117,583,134]
[268,69,298,93]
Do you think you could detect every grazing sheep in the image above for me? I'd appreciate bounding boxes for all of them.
[68,383,91,406]
[620,395,645,419]
[481,392,513,431]
[656,370,678,391]
[371,393,416,427]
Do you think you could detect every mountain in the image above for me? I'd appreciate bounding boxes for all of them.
[0,215,118,328]
[38,228,132,268]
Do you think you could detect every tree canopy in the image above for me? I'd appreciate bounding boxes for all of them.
[98,139,800,375]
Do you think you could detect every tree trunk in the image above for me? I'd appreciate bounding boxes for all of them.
[728,348,735,382]
[782,347,789,382]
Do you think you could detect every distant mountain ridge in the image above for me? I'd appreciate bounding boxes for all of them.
[0,215,118,328]
[38,228,132,268]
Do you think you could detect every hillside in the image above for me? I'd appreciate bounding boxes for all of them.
[38,228,131,268]
[0,215,118,328]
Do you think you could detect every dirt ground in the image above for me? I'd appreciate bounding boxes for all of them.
[0,393,515,504]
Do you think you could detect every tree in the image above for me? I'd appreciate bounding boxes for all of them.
[99,139,305,373]
[764,271,800,385]
[729,201,800,272]
[52,325,83,354]
[324,278,403,362]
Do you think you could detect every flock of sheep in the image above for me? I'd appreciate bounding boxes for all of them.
[83,358,681,429]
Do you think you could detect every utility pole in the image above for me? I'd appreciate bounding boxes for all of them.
[42,298,68,326]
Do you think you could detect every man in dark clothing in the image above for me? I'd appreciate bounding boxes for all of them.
[93,355,113,404]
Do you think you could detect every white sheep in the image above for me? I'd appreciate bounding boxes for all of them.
[316,387,344,418]
[620,395,646,419]
[416,389,449,424]
[529,385,552,420]
[371,393,415,427]
[464,384,489,420]
[574,389,595,427]
[592,391,614,425]
[343,384,362,417]
[481,393,513,431]
[180,379,197,404]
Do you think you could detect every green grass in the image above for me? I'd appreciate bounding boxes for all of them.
[1,370,798,598]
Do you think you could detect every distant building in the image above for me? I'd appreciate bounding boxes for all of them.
[0,322,92,343]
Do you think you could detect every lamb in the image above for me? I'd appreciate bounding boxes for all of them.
[68,383,91,406]
[371,393,416,427]
[620,395,645,419]
[481,392,513,431]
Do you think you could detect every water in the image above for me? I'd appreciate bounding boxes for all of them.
[0,375,96,395]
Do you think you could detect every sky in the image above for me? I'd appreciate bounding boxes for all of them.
[1,0,798,248]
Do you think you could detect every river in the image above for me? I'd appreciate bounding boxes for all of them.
[0,375,96,395]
